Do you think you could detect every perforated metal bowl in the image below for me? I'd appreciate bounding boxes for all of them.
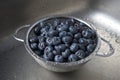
[13,16,114,72]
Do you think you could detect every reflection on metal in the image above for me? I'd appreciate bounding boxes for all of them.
[91,13,120,35]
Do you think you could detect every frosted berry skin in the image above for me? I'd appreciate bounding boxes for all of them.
[29,36,38,43]
[29,17,97,62]
[68,54,79,62]
[62,36,73,44]
[43,52,54,61]
[54,55,64,62]
[34,24,41,35]
[75,50,85,59]
[30,43,38,50]
[70,43,79,52]
[62,49,71,58]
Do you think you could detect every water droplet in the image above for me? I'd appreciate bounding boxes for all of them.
[86,18,89,20]
[115,37,120,43]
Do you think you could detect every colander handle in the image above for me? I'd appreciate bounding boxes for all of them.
[13,25,30,42]
[96,37,114,57]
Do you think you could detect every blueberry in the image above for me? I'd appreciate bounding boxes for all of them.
[40,22,44,28]
[46,23,55,30]
[87,39,95,44]
[69,26,78,34]
[54,55,64,62]
[38,36,46,42]
[44,46,53,53]
[87,44,95,52]
[54,19,60,27]
[85,51,90,57]
[73,39,78,43]
[57,23,68,31]
[54,46,61,53]
[38,42,46,50]
[67,19,74,26]
[59,31,67,38]
[63,23,69,31]
[48,30,58,37]
[43,52,54,61]
[74,21,84,32]
[30,43,38,50]
[34,25,41,35]
[62,36,73,44]
[79,22,88,32]
[34,50,43,56]
[79,44,86,51]
[52,37,61,45]
[75,50,85,59]
[29,36,38,43]
[74,33,81,39]
[41,26,49,32]
[53,50,60,55]
[82,29,94,38]
[58,44,66,51]
[62,49,71,58]
[79,38,88,46]
[41,31,48,37]
[46,37,53,45]
[68,54,78,62]
[67,32,73,38]
[65,21,69,25]
[70,43,79,52]
[70,18,75,23]
[65,44,70,48]
[74,22,80,29]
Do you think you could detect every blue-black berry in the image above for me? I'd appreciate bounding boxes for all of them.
[53,50,60,55]
[30,43,38,50]
[74,33,81,39]
[38,42,46,50]
[29,36,38,43]
[82,29,93,38]
[79,38,88,46]
[62,49,71,58]
[87,44,95,52]
[52,37,61,45]
[69,26,78,34]
[67,32,73,38]
[57,22,68,31]
[48,30,58,37]
[75,50,85,59]
[46,37,53,45]
[54,55,64,62]
[40,26,49,32]
[43,52,54,61]
[62,36,73,44]
[59,31,67,38]
[58,44,66,51]
[44,46,53,53]
[34,25,41,35]
[38,36,46,42]
[34,50,43,56]
[79,44,86,51]
[70,43,79,52]
[68,54,79,62]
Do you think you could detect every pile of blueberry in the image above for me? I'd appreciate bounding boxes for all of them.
[29,17,97,63]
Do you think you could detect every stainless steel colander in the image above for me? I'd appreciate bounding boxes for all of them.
[13,16,114,72]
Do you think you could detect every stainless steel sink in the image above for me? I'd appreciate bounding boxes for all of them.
[0,0,120,80]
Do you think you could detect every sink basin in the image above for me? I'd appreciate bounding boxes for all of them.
[0,0,120,38]
[0,0,120,80]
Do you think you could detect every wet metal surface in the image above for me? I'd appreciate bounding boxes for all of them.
[0,29,120,80]
[0,0,120,80]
